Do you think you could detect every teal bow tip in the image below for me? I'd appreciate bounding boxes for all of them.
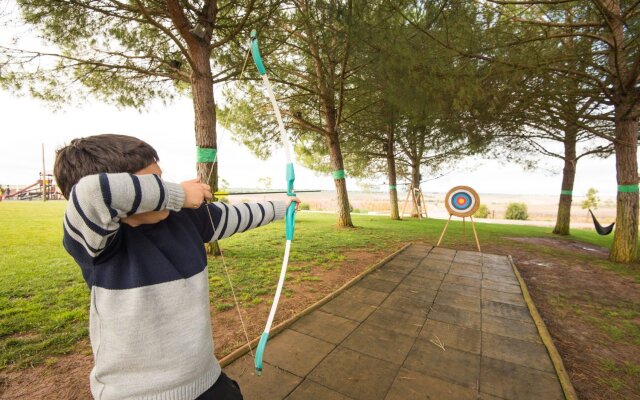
[250,30,267,76]
[254,331,270,376]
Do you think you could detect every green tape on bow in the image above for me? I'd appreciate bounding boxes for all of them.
[560,190,572,195]
[618,184,639,193]
[333,170,346,179]
[196,147,217,163]
[389,185,397,190]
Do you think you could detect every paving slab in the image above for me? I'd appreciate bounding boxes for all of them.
[341,285,388,306]
[225,355,301,400]
[356,276,399,293]
[404,338,481,389]
[320,293,378,322]
[341,322,415,365]
[434,290,481,313]
[223,245,566,400]
[482,332,555,372]
[263,330,336,376]
[380,290,435,316]
[286,380,352,400]
[419,320,481,354]
[385,368,477,400]
[308,347,398,400]
[482,288,526,307]
[482,314,542,343]
[409,267,446,281]
[443,274,482,287]
[482,299,534,323]
[370,268,409,283]
[290,310,359,344]
[366,307,425,337]
[439,282,482,298]
[480,357,565,400]
[429,303,482,330]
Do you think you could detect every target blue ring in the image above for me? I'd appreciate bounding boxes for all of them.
[451,192,472,210]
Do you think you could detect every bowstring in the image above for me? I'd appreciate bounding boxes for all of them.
[206,44,254,358]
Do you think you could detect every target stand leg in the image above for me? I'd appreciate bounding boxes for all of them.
[470,216,481,252]
[437,215,453,247]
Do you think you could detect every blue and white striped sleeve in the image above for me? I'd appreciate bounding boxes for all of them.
[199,201,286,242]
[63,173,184,259]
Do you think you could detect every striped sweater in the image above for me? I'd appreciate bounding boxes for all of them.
[63,172,285,400]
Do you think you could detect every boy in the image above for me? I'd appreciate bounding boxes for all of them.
[54,134,298,400]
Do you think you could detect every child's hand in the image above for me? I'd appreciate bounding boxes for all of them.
[287,196,301,211]
[181,178,212,209]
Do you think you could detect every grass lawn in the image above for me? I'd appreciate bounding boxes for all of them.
[1,201,639,397]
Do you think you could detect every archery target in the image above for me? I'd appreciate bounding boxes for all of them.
[445,186,480,217]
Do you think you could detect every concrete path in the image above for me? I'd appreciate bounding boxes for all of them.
[223,245,566,400]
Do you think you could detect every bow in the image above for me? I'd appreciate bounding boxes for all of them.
[250,29,297,376]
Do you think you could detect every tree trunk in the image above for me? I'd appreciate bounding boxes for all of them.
[191,44,218,191]
[610,117,639,262]
[190,42,220,255]
[326,132,354,227]
[410,163,421,218]
[553,124,577,235]
[386,125,400,220]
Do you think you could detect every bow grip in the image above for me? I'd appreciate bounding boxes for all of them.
[285,163,296,240]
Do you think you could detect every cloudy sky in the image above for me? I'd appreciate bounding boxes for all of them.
[0,89,620,197]
[0,0,621,197]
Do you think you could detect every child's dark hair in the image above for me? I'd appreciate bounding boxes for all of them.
[54,134,159,199]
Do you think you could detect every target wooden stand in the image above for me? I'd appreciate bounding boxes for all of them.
[437,186,482,252]
[401,184,428,219]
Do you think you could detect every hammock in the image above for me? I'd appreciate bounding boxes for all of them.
[588,209,615,236]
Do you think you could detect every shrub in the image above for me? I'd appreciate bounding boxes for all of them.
[474,204,490,218]
[505,203,528,220]
[581,188,599,210]
[299,202,310,211]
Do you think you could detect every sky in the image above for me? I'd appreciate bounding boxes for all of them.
[0,0,622,198]
[0,89,620,197]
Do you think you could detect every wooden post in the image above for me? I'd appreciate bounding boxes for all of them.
[437,215,453,247]
[470,216,481,252]
[419,190,428,218]
[412,187,421,219]
[41,143,46,202]
[401,185,412,217]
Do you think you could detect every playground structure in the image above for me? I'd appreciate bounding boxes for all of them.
[401,183,428,219]
[2,173,62,201]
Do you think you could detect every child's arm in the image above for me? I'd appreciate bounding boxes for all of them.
[197,200,291,243]
[63,173,184,260]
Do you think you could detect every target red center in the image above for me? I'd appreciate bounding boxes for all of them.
[456,198,466,205]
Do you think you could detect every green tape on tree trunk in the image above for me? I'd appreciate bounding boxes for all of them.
[560,190,572,195]
[333,170,346,179]
[196,147,217,163]
[618,184,639,193]
[389,185,397,190]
